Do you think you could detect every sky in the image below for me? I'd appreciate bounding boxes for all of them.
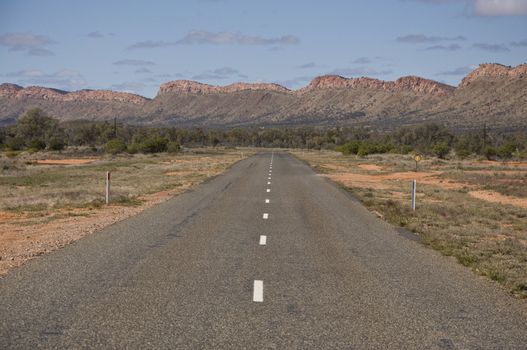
[0,0,526,98]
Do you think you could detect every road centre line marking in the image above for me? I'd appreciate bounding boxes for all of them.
[267,181,271,185]
[268,177,271,179]
[266,189,270,192]
[259,235,267,245]
[263,213,269,219]
[265,199,270,203]
[253,280,264,302]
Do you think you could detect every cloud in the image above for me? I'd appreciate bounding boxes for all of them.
[297,62,330,69]
[110,81,146,93]
[329,67,393,76]
[176,31,300,45]
[473,0,527,16]
[510,39,527,47]
[353,57,372,64]
[275,76,313,89]
[191,67,244,80]
[400,0,453,3]
[425,43,462,51]
[2,69,87,90]
[0,32,55,56]
[127,40,175,50]
[472,42,510,52]
[396,34,466,43]
[86,31,104,38]
[298,62,317,69]
[140,77,157,83]
[135,68,152,74]
[28,48,55,56]
[401,0,527,16]
[437,65,475,75]
[113,59,155,66]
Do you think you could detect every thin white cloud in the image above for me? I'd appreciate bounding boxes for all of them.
[135,68,153,74]
[425,44,462,51]
[191,67,244,80]
[353,57,372,64]
[126,40,175,50]
[28,48,55,56]
[2,69,87,90]
[473,0,527,16]
[397,34,466,43]
[329,67,393,77]
[275,76,313,89]
[113,59,155,66]
[86,31,104,38]
[176,31,300,45]
[298,62,318,69]
[110,81,146,93]
[437,65,476,76]
[401,0,527,16]
[473,42,510,52]
[511,39,527,47]
[0,32,55,56]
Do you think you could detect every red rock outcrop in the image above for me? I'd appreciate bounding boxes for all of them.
[460,63,527,87]
[157,80,290,96]
[299,75,453,96]
[0,84,147,104]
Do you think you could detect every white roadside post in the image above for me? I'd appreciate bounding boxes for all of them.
[411,179,416,211]
[106,171,111,204]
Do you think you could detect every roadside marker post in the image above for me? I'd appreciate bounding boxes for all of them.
[106,171,111,204]
[413,154,422,172]
[411,179,416,211]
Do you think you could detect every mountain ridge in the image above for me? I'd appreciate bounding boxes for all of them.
[1,63,526,130]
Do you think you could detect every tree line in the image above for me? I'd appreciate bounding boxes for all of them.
[1,108,526,159]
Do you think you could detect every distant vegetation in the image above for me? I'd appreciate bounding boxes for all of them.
[1,108,526,159]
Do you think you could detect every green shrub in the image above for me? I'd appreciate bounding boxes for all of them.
[455,148,471,159]
[48,137,66,151]
[5,137,25,151]
[336,141,360,155]
[29,139,46,151]
[105,139,127,154]
[431,142,450,159]
[167,141,181,154]
[484,147,497,160]
[139,136,168,153]
[497,144,516,159]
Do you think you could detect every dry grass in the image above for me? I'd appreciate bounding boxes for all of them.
[0,149,245,211]
[0,147,249,274]
[292,150,527,298]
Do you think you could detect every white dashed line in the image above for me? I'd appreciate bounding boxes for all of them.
[266,189,270,192]
[259,235,267,245]
[265,199,270,203]
[253,280,264,302]
[268,177,271,180]
[267,181,271,185]
[263,213,269,219]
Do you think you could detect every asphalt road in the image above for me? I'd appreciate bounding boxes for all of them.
[1,152,526,349]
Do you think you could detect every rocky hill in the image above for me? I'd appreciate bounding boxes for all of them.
[0,63,526,130]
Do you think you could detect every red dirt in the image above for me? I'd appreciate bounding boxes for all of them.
[468,190,527,209]
[0,186,190,275]
[34,158,99,165]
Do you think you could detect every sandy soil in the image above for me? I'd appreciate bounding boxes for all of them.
[326,171,443,190]
[357,164,383,171]
[0,187,188,275]
[468,161,527,168]
[34,158,99,165]
[468,190,527,209]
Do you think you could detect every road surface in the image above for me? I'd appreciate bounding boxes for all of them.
[1,152,526,349]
